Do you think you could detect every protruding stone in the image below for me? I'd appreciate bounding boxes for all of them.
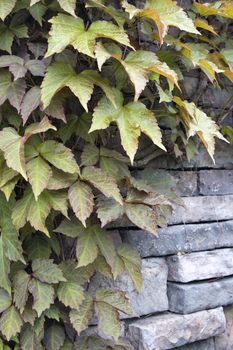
[127,308,226,350]
[168,277,233,314]
[169,195,233,225]
[122,220,233,257]
[167,248,233,283]
[215,305,233,350]
[88,258,168,319]
[199,170,233,195]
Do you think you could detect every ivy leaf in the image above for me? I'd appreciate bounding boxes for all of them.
[24,234,51,260]
[86,0,126,27]
[57,282,85,310]
[93,226,116,271]
[20,324,41,350]
[0,128,27,180]
[27,191,51,236]
[96,289,133,315]
[174,97,228,161]
[45,190,69,218]
[46,168,77,191]
[28,278,54,317]
[194,1,233,19]
[0,305,23,341]
[0,1,16,20]
[97,197,124,227]
[0,288,11,313]
[54,218,85,238]
[32,259,66,284]
[68,181,94,227]
[90,89,166,163]
[76,228,99,267]
[82,166,123,204]
[27,156,52,200]
[81,143,99,166]
[41,62,115,111]
[46,13,132,58]
[117,244,142,292]
[96,301,121,341]
[20,86,41,125]
[44,322,65,350]
[12,187,33,230]
[0,237,10,294]
[13,271,30,313]
[38,140,80,174]
[29,2,47,26]
[58,0,76,16]
[69,296,94,334]
[125,203,158,235]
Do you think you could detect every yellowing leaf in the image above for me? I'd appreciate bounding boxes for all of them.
[41,62,115,111]
[82,166,123,204]
[125,203,158,235]
[0,128,27,180]
[68,181,94,226]
[38,140,79,174]
[90,89,166,163]
[57,282,85,309]
[58,0,76,16]
[0,305,23,341]
[194,1,233,19]
[174,97,228,161]
[0,1,16,20]
[95,44,179,100]
[194,19,217,35]
[27,156,52,200]
[46,13,132,58]
[70,296,93,334]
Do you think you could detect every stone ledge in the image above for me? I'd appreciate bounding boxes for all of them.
[199,170,233,196]
[175,338,215,350]
[215,305,233,350]
[167,248,233,283]
[168,277,233,314]
[121,220,233,257]
[127,308,226,350]
[88,258,168,319]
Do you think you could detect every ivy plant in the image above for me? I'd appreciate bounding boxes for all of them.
[0,0,232,349]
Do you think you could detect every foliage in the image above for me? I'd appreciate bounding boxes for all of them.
[0,0,231,349]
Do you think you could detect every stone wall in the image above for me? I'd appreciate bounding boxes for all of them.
[85,140,233,350]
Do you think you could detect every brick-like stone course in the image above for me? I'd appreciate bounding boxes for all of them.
[89,258,168,319]
[199,170,233,196]
[175,338,215,350]
[214,305,233,350]
[127,308,226,350]
[168,277,233,314]
[122,220,233,257]
[167,248,233,283]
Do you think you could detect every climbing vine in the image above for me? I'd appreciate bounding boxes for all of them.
[0,0,232,349]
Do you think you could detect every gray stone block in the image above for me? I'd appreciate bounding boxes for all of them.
[121,220,233,257]
[169,171,198,197]
[127,308,226,350]
[88,258,168,319]
[167,248,233,283]
[169,195,233,225]
[168,277,233,314]
[199,170,233,195]
[175,338,215,350]
[215,305,233,350]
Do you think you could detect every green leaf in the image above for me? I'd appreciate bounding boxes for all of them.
[20,86,41,125]
[44,305,60,322]
[38,140,79,174]
[27,156,52,200]
[54,218,85,238]
[0,1,16,20]
[68,181,94,226]
[93,226,116,271]
[81,144,99,166]
[0,128,27,180]
[0,306,23,341]
[24,234,51,260]
[96,288,133,315]
[27,191,51,236]
[0,288,11,313]
[24,116,56,136]
[46,168,77,190]
[58,0,76,16]
[44,323,65,350]
[125,203,158,235]
[20,324,42,350]
[76,228,99,267]
[41,62,115,111]
[82,166,123,204]
[32,259,66,284]
[90,89,166,163]
[28,278,54,317]
[57,282,85,309]
[46,13,132,58]
[12,187,33,230]
[69,295,94,335]
[45,190,69,218]
[0,237,11,293]
[97,197,124,227]
[118,244,142,292]
[95,301,121,341]
[13,271,30,313]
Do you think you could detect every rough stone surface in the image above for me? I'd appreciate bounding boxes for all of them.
[169,171,198,197]
[175,338,215,350]
[199,170,233,196]
[168,277,233,314]
[215,305,233,350]
[121,220,233,257]
[127,308,226,350]
[167,248,233,282]
[89,258,168,319]
[169,195,233,225]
